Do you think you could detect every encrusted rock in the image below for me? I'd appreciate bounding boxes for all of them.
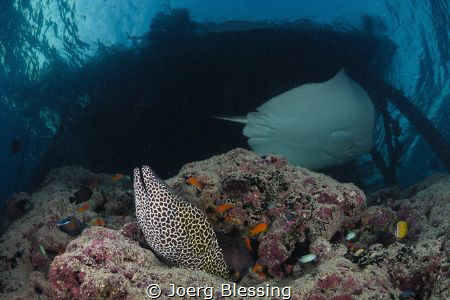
[167,148,366,278]
[0,149,449,299]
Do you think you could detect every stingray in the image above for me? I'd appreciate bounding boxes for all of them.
[216,69,375,170]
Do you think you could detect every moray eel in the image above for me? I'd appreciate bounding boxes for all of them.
[133,165,229,279]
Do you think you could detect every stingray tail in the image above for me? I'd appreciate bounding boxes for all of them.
[213,115,248,124]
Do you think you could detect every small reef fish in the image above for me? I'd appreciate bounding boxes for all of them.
[112,173,124,181]
[298,253,318,264]
[396,220,408,239]
[249,223,268,237]
[69,186,93,204]
[185,176,204,191]
[90,218,106,226]
[216,204,233,214]
[244,236,253,252]
[56,216,85,236]
[354,248,365,257]
[251,263,266,280]
[78,202,91,212]
[345,230,357,241]
[252,263,263,274]
[38,244,48,259]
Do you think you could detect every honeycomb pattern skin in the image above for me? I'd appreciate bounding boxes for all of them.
[133,165,229,279]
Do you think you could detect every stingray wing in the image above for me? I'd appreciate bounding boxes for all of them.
[243,69,375,170]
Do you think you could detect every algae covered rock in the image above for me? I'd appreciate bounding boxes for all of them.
[1,149,449,299]
[167,148,366,278]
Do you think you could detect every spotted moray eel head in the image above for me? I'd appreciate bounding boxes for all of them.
[133,165,229,279]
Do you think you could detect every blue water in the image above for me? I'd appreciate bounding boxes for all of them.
[0,0,449,203]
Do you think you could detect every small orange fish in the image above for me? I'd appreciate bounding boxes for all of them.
[78,202,91,212]
[244,236,253,251]
[185,176,204,191]
[252,263,266,280]
[252,263,264,276]
[112,173,124,181]
[90,218,106,226]
[216,204,233,214]
[252,263,263,274]
[249,223,268,237]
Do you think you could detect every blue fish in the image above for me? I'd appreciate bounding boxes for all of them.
[56,216,85,236]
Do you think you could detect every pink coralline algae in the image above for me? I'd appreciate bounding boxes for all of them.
[49,262,83,299]
[49,226,232,299]
[361,206,396,233]
[315,206,334,220]
[49,227,144,299]
[318,273,343,290]
[258,233,289,277]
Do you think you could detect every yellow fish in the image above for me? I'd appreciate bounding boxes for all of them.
[396,221,408,239]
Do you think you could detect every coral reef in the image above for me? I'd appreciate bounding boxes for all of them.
[50,226,227,299]
[0,149,448,299]
[0,166,134,298]
[167,149,365,279]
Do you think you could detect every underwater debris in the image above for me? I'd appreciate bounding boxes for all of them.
[69,186,93,204]
[134,165,229,279]
[396,221,408,239]
[56,216,85,236]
